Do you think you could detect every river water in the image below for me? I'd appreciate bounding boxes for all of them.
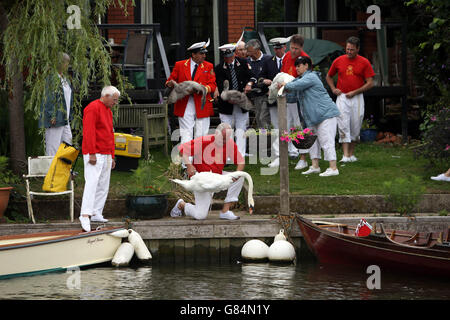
[1,259,449,300]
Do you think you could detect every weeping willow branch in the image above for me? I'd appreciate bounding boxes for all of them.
[1,0,134,149]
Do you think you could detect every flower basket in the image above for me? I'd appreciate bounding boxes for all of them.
[291,135,317,149]
[280,127,317,149]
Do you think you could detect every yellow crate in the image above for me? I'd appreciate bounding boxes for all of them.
[114,133,142,158]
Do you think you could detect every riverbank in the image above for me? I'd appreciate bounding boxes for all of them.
[8,193,450,222]
[1,212,448,263]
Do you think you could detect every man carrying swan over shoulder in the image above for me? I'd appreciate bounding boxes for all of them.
[170,123,246,220]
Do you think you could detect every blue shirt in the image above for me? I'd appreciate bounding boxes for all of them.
[284,70,340,127]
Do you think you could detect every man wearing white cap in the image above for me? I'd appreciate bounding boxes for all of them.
[269,37,288,72]
[166,39,216,146]
[214,43,255,158]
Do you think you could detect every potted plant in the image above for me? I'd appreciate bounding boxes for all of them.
[360,115,378,142]
[280,127,317,149]
[0,156,15,221]
[125,157,168,219]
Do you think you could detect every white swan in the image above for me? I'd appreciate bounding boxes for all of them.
[171,171,254,213]
[268,72,295,104]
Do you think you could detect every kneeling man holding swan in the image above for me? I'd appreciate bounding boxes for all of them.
[171,123,254,220]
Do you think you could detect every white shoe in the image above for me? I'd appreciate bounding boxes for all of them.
[294,159,308,170]
[350,155,358,162]
[268,157,280,167]
[79,216,91,232]
[91,215,108,223]
[319,168,340,177]
[302,166,321,175]
[431,174,450,182]
[219,211,240,220]
[340,156,352,163]
[170,199,184,217]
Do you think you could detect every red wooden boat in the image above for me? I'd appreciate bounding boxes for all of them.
[296,214,450,277]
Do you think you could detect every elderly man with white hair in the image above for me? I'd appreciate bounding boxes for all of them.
[170,123,246,221]
[79,86,120,232]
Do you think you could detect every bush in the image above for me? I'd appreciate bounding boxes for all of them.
[383,175,425,217]
[414,92,450,167]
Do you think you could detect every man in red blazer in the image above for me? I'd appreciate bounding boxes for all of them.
[166,39,217,146]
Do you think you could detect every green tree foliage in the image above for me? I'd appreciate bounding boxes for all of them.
[1,0,134,150]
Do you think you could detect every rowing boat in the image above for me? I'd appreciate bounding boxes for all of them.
[295,214,450,277]
[0,227,125,279]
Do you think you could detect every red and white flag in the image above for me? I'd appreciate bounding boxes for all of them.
[355,218,373,237]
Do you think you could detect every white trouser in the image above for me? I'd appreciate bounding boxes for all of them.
[80,154,112,217]
[219,105,249,158]
[269,103,307,157]
[336,93,364,143]
[45,124,72,156]
[308,117,337,161]
[184,171,245,220]
[179,96,210,145]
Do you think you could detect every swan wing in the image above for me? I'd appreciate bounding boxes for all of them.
[170,179,198,192]
[193,172,233,192]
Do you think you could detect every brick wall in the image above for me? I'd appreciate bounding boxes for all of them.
[106,0,135,45]
[228,0,255,42]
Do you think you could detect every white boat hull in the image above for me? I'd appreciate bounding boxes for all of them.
[0,228,124,279]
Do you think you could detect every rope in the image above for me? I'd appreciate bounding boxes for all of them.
[276,212,296,243]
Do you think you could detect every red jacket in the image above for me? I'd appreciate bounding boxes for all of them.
[166,58,216,118]
[82,99,115,158]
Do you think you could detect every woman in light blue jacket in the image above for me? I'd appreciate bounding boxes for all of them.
[280,56,340,177]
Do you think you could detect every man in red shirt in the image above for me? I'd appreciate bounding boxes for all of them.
[326,36,375,162]
[79,86,119,232]
[170,123,246,220]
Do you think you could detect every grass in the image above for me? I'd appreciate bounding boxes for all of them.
[70,142,450,198]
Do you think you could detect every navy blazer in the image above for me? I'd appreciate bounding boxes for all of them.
[214,57,254,115]
[248,53,273,80]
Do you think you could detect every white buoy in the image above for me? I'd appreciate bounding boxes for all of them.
[109,229,131,238]
[274,229,287,242]
[128,229,152,261]
[267,240,296,263]
[241,239,269,262]
[112,242,135,267]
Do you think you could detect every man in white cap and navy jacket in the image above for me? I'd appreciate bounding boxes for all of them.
[166,39,217,146]
[214,43,255,158]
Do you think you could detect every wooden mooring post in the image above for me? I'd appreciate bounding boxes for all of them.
[277,94,290,216]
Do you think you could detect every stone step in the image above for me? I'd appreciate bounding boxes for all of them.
[7,194,450,222]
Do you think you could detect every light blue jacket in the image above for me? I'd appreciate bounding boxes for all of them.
[38,76,73,129]
[284,70,340,128]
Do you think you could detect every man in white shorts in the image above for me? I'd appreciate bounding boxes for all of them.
[326,36,375,162]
